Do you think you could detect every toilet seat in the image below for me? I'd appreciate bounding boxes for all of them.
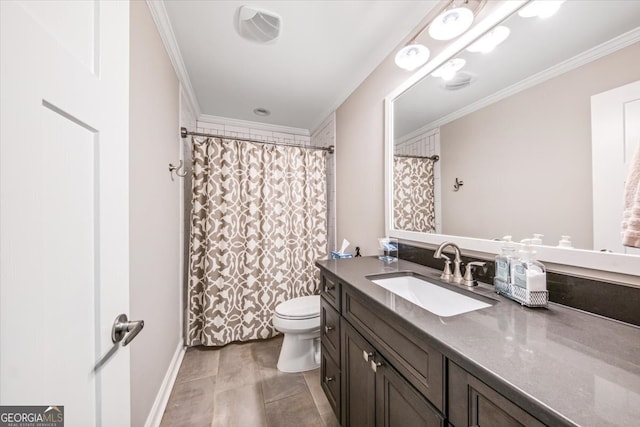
[275,295,320,320]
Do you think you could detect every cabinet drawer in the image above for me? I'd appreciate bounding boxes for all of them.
[321,273,340,311]
[448,361,545,427]
[343,287,444,412]
[321,344,341,421]
[321,297,341,363]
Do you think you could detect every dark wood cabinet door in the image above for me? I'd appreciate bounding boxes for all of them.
[375,361,444,427]
[321,297,340,362]
[320,344,341,421]
[343,287,444,411]
[342,320,376,427]
[448,361,545,427]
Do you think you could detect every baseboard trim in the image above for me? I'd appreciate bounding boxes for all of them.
[144,342,186,427]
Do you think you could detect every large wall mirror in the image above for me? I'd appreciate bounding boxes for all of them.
[385,0,640,276]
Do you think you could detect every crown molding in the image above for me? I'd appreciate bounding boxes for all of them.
[146,0,201,117]
[403,27,640,137]
[311,112,336,137]
[395,126,439,145]
[198,114,310,136]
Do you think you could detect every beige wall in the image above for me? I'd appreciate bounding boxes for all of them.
[129,2,181,426]
[440,43,640,249]
[335,5,450,256]
[336,63,402,255]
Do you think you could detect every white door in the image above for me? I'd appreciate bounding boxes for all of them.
[1,1,132,426]
[591,80,640,255]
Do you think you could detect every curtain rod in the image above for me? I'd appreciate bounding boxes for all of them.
[180,127,334,154]
[394,154,440,162]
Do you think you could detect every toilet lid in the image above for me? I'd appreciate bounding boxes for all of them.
[275,295,320,320]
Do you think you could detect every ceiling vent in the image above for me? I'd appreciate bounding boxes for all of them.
[236,6,281,43]
[441,71,476,91]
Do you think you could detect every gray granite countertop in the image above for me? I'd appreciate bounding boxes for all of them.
[316,256,640,427]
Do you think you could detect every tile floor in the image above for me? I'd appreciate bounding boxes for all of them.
[160,336,340,427]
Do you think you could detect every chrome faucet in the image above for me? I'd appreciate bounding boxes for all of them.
[434,241,463,284]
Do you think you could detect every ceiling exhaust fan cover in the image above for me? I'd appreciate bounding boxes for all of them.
[237,6,281,43]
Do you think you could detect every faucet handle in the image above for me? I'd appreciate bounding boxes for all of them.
[440,254,453,282]
[462,261,486,287]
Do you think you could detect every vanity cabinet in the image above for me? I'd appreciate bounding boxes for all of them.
[319,270,546,427]
[448,361,545,427]
[320,269,446,426]
[342,286,445,412]
[342,320,444,427]
[320,272,342,420]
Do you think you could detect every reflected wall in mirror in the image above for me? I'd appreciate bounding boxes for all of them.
[391,0,640,255]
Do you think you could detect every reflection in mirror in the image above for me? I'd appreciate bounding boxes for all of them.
[393,151,440,233]
[391,0,640,254]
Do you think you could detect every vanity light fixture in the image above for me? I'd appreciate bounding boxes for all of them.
[395,43,431,71]
[394,1,484,71]
[431,58,466,81]
[466,25,510,53]
[428,7,474,41]
[518,0,565,19]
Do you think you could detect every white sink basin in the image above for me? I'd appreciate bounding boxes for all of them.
[369,274,492,317]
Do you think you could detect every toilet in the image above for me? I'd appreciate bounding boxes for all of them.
[272,295,321,373]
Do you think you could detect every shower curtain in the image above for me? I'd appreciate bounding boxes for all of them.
[393,156,436,233]
[187,137,328,346]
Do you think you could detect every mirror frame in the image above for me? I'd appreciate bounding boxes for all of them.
[384,1,640,277]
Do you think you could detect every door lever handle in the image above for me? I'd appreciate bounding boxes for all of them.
[112,314,144,346]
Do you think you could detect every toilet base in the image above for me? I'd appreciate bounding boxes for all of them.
[276,333,320,373]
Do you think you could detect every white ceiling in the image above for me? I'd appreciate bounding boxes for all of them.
[162,0,438,131]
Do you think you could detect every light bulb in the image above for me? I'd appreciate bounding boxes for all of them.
[395,43,430,71]
[429,7,474,41]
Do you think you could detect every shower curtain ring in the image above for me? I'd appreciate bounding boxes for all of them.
[169,160,187,181]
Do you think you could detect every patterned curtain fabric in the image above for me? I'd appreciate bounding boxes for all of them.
[393,157,436,233]
[187,137,328,346]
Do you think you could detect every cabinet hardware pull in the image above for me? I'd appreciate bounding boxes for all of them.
[371,359,384,372]
[325,376,335,382]
[362,350,374,362]
[324,325,335,333]
[325,283,336,291]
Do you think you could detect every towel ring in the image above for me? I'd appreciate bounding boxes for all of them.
[169,160,187,181]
